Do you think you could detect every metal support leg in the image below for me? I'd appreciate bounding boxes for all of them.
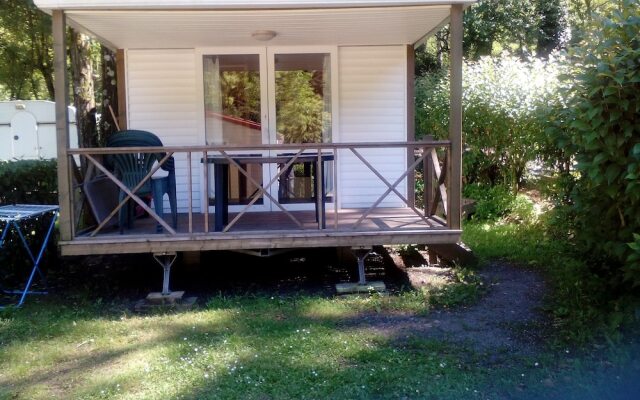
[335,246,385,294]
[1,211,57,307]
[353,247,373,285]
[153,252,177,295]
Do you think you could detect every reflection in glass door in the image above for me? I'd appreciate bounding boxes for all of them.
[203,53,267,206]
[202,50,335,213]
[270,52,334,206]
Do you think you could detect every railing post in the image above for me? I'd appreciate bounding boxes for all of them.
[53,10,73,241]
[187,151,193,234]
[448,4,463,230]
[333,146,339,230]
[203,151,209,233]
[423,136,434,216]
[316,149,324,229]
[406,44,416,208]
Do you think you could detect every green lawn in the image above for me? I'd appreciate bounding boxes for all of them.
[1,293,638,399]
[1,235,639,399]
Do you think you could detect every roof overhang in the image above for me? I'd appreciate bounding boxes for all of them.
[35,0,476,49]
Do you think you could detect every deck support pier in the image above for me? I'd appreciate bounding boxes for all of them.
[354,247,373,285]
[153,252,177,295]
[136,252,196,311]
[336,247,386,294]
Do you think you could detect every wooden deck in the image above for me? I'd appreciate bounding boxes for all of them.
[60,208,461,256]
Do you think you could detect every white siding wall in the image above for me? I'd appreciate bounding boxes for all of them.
[125,46,409,213]
[338,45,407,208]
[126,49,201,213]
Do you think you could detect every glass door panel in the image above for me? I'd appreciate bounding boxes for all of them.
[270,52,334,206]
[203,53,269,208]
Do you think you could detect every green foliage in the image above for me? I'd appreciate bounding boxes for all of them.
[0,160,58,204]
[220,70,261,123]
[626,234,640,287]
[463,184,535,222]
[566,0,620,44]
[464,184,515,220]
[464,0,539,58]
[0,0,53,100]
[415,0,568,76]
[416,55,562,190]
[547,1,640,290]
[464,0,567,59]
[275,71,326,144]
[428,268,483,308]
[535,0,567,57]
[463,218,630,344]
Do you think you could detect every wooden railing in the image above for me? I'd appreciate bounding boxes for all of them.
[66,140,451,239]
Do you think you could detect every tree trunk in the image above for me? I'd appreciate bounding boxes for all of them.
[99,45,120,145]
[69,29,96,150]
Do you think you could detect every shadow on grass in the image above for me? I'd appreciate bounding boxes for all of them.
[1,247,430,398]
[4,247,638,399]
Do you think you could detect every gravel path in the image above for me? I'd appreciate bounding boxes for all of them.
[343,262,548,353]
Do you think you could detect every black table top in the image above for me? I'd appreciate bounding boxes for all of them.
[202,152,334,164]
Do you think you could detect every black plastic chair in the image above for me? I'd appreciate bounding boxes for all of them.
[106,130,177,233]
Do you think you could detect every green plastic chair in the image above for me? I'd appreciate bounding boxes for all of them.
[106,130,177,233]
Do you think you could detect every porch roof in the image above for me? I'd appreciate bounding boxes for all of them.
[34,0,476,49]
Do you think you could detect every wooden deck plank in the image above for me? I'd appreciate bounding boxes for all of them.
[60,208,459,256]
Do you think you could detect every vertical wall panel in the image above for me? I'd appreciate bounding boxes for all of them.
[338,45,407,208]
[126,49,201,212]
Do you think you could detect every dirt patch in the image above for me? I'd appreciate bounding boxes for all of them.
[344,260,549,354]
[50,248,549,354]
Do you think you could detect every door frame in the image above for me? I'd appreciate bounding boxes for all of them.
[266,46,339,211]
[196,47,271,212]
[196,46,339,213]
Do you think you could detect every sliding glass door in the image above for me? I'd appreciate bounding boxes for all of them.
[202,48,334,212]
[268,51,334,209]
[203,50,270,210]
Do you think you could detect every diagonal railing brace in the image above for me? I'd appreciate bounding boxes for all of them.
[86,153,176,236]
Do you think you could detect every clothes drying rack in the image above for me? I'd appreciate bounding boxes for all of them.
[0,204,58,308]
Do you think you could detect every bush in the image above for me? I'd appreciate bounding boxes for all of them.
[416,54,563,191]
[0,160,58,204]
[463,183,535,222]
[548,1,640,291]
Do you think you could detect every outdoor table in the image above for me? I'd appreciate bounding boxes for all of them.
[203,153,334,232]
[0,204,59,308]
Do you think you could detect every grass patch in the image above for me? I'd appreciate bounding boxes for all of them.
[462,218,637,345]
[1,294,638,399]
[428,268,483,309]
[1,207,638,398]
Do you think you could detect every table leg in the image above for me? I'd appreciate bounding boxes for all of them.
[312,160,327,229]
[321,162,327,229]
[214,164,229,231]
[223,165,229,225]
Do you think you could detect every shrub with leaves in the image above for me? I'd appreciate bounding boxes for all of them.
[416,54,562,190]
[550,1,640,290]
[0,159,58,204]
[463,183,535,222]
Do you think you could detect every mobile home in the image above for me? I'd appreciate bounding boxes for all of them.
[34,0,472,289]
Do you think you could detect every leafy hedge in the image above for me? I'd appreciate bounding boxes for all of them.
[548,1,640,291]
[416,55,562,190]
[0,159,58,204]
